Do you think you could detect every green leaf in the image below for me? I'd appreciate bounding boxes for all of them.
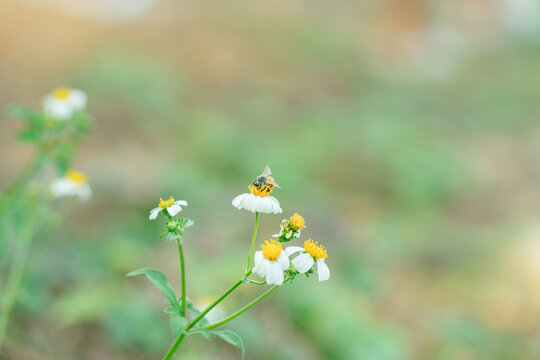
[211,330,245,359]
[169,313,188,337]
[9,104,42,124]
[72,111,93,133]
[16,129,40,143]
[167,232,181,242]
[163,306,183,316]
[127,268,178,306]
[188,329,212,340]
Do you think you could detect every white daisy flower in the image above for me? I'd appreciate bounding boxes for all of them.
[50,170,92,201]
[286,239,330,282]
[43,87,87,121]
[253,240,289,285]
[149,196,188,220]
[232,166,282,214]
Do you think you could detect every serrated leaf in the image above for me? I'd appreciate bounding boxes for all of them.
[211,330,245,359]
[169,313,188,337]
[167,232,181,242]
[127,268,178,306]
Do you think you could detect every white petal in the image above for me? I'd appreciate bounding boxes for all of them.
[317,259,330,281]
[232,193,254,212]
[43,97,74,121]
[265,261,284,285]
[268,196,283,214]
[174,200,188,207]
[254,256,270,278]
[50,177,76,197]
[292,253,314,273]
[285,246,304,257]
[232,194,243,207]
[276,251,289,270]
[149,207,161,220]
[69,89,87,110]
[252,251,264,273]
[77,184,92,201]
[167,204,182,216]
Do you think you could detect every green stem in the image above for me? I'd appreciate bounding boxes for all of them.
[0,154,43,215]
[245,212,259,272]
[193,280,287,332]
[0,216,36,352]
[245,278,266,285]
[177,239,187,317]
[162,270,252,360]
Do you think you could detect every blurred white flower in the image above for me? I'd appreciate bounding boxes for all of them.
[286,239,330,282]
[43,87,87,121]
[253,240,289,285]
[195,296,226,324]
[149,197,187,220]
[50,170,92,201]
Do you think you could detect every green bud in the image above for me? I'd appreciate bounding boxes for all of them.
[167,219,181,232]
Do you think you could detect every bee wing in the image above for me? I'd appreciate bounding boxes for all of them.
[262,165,272,177]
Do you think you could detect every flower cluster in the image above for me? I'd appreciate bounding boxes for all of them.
[233,167,330,285]
[131,166,330,359]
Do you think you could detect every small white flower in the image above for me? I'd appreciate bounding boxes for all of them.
[149,196,187,220]
[232,193,282,214]
[232,166,283,214]
[50,170,92,201]
[253,240,289,285]
[286,239,330,282]
[43,87,87,121]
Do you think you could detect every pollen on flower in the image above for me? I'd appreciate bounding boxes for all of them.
[66,170,87,184]
[248,184,273,197]
[159,196,175,208]
[261,239,283,261]
[289,213,306,229]
[304,239,328,260]
[52,87,71,100]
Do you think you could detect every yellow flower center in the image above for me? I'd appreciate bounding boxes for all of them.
[289,213,306,229]
[248,184,274,197]
[304,239,328,260]
[52,88,71,100]
[66,170,87,184]
[261,240,283,261]
[159,196,175,208]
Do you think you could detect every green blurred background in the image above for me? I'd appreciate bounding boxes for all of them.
[2,0,540,359]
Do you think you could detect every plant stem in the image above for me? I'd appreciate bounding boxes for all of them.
[162,270,252,360]
[245,211,259,272]
[176,239,187,317]
[0,154,43,216]
[0,215,36,352]
[192,280,286,332]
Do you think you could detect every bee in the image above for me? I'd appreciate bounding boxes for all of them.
[252,166,280,194]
